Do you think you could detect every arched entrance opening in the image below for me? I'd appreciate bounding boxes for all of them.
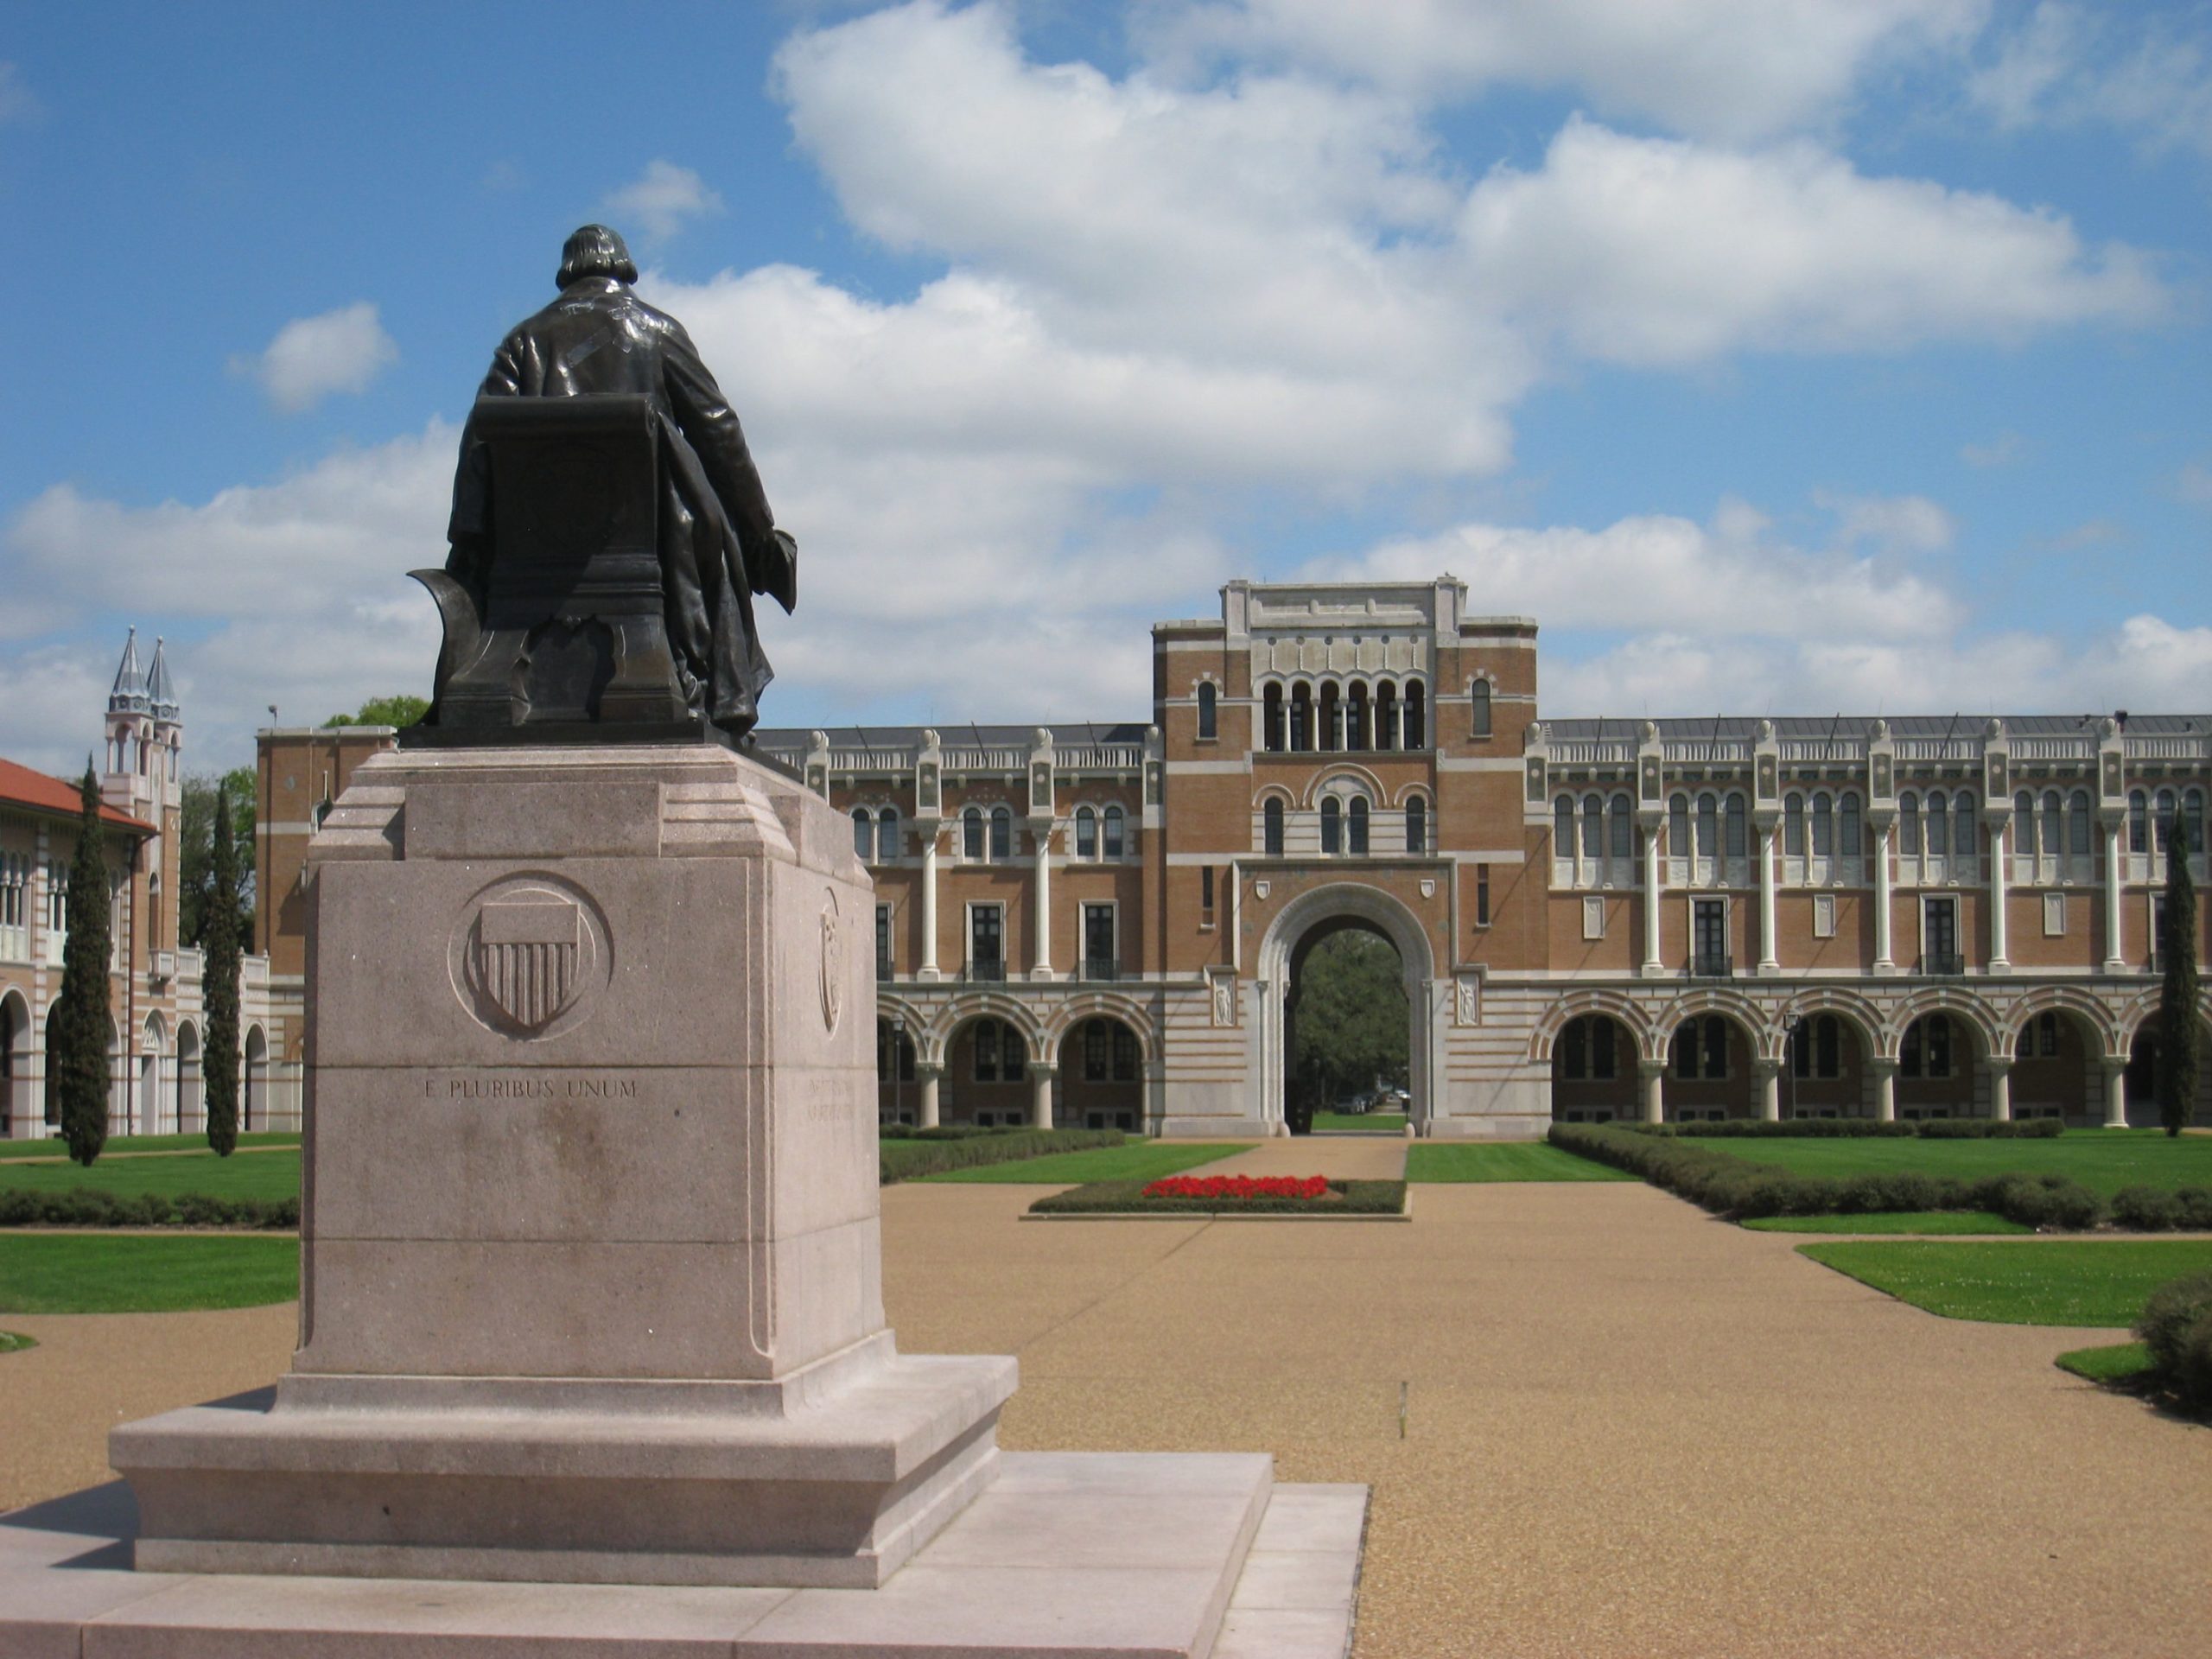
[1662,1012,1758,1122]
[1551,1013,1633,1123]
[139,1013,166,1135]
[244,1025,269,1132]
[0,991,28,1138]
[2126,1019,2212,1128]
[1059,1016,1144,1131]
[877,1017,918,1127]
[1784,1011,1869,1120]
[2012,1008,2101,1124]
[1255,885,1434,1135]
[106,1014,126,1135]
[175,1020,202,1134]
[944,1013,1035,1128]
[1897,1011,1981,1121]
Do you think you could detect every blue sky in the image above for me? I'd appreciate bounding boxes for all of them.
[3,1,2207,776]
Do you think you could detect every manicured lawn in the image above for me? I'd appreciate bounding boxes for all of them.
[1798,1239,2212,1326]
[1743,1211,2031,1236]
[0,1131,299,1161]
[0,1235,299,1313]
[0,1147,300,1205]
[1311,1112,1407,1134]
[1696,1130,2212,1198]
[920,1142,1243,1185]
[1408,1142,1637,1184]
[2056,1340,2154,1384]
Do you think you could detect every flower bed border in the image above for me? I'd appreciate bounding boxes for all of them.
[1025,1178,1408,1221]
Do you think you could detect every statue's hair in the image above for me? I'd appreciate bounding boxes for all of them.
[557,225,639,289]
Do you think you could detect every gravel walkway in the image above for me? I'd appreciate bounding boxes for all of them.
[5,1180,2207,1656]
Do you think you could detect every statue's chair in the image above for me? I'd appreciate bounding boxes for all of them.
[412,395,695,737]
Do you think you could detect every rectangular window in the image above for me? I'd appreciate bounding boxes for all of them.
[1476,864,1491,928]
[2152,894,2167,969]
[875,904,892,978]
[2043,892,2066,938]
[1199,865,1215,925]
[1923,897,1958,971]
[1693,899,1727,975]
[1083,904,1116,977]
[1700,1017,1727,1079]
[1582,895,1605,940]
[1812,892,1836,939]
[974,1020,999,1083]
[1113,1025,1139,1082]
[970,906,1003,976]
[1084,1021,1109,1081]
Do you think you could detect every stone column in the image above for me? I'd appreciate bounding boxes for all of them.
[1029,1063,1058,1130]
[2101,1056,2128,1128]
[1031,817,1053,979]
[1757,824,1779,974]
[1638,1059,1665,1125]
[2101,818,2126,972]
[1641,823,1665,976]
[917,1063,943,1130]
[1872,1058,1897,1123]
[1755,1057,1781,1122]
[1986,1055,2012,1123]
[1872,819,1895,972]
[1987,817,2010,973]
[919,828,941,981]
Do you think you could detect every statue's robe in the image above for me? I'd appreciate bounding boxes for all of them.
[447,275,796,734]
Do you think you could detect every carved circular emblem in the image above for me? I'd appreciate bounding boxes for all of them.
[448,873,613,1040]
[819,889,843,1034]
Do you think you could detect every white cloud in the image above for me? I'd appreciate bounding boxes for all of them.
[1456,117,2165,366]
[1961,432,2027,468]
[1817,492,1955,556]
[0,61,40,126]
[1970,3,2212,159]
[602,159,726,240]
[1146,0,1989,140]
[234,302,398,413]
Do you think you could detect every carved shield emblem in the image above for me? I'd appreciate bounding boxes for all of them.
[820,889,843,1034]
[450,874,611,1039]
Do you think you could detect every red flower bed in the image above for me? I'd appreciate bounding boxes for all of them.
[1141,1174,1331,1201]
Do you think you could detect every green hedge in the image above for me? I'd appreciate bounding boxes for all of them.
[0,1187,299,1230]
[880,1128,1123,1185]
[1640,1117,2064,1140]
[2110,1186,2212,1231]
[2133,1272,2212,1411]
[1548,1123,2123,1229]
[1029,1178,1405,1216]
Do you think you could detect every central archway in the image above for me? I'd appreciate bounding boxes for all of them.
[1255,884,1436,1135]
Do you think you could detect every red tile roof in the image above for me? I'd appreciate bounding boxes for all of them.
[0,759,156,836]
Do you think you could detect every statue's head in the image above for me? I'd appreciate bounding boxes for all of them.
[557,225,639,289]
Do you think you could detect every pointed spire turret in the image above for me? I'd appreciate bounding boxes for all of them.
[146,636,180,721]
[109,627,149,714]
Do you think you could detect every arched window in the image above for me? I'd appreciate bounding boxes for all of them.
[1469,679,1491,739]
[2068,790,2092,857]
[1288,683,1313,753]
[1320,797,1342,855]
[1669,793,1689,859]
[1348,797,1370,855]
[1262,684,1285,753]
[2186,788,2206,859]
[1899,791,1921,854]
[2128,789,2148,854]
[989,805,1012,860]
[963,806,984,860]
[1953,791,1976,862]
[1562,1018,1586,1078]
[2155,787,2178,850]
[1839,791,1861,856]
[2042,791,2063,861]
[1076,805,1097,859]
[1406,795,1427,855]
[1376,683,1399,751]
[1103,804,1125,858]
[1404,680,1427,749]
[2014,791,2036,856]
[1783,792,1806,857]
[877,807,899,861]
[1610,793,1633,861]
[1926,791,1949,857]
[1264,797,1285,855]
[1554,796,1575,856]
[1581,795,1604,860]
[1725,792,1747,859]
[1811,792,1834,858]
[1319,682,1342,753]
[852,808,874,861]
[1695,792,1718,859]
[1196,681,1217,740]
[1346,681,1369,751]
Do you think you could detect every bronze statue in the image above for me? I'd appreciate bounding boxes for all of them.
[412,225,796,744]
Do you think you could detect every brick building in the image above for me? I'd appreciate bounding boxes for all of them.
[253,577,2212,1138]
[1,634,294,1138]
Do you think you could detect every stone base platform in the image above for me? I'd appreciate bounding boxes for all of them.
[0,1454,1365,1658]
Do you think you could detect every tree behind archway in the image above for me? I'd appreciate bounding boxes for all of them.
[1292,931,1408,1107]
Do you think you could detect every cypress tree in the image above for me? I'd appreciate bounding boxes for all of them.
[53,766,113,1166]
[203,780,242,1157]
[2157,816,2201,1138]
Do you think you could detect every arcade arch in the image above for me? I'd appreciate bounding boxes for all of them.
[0,991,28,1137]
